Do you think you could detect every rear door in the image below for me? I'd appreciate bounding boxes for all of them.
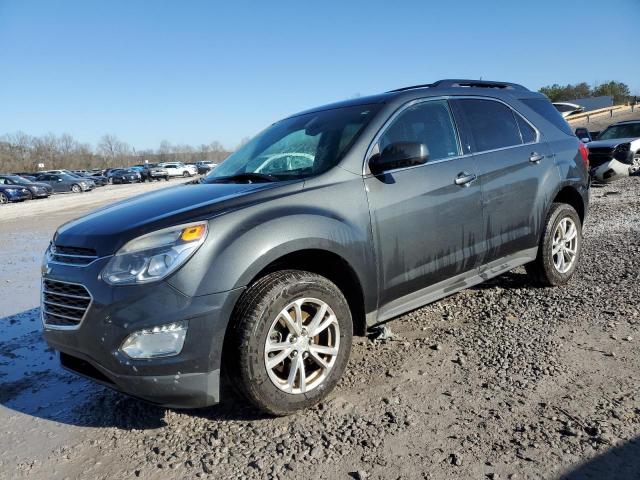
[450,97,556,265]
[365,98,484,315]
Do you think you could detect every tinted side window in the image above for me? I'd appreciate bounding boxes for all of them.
[521,98,574,136]
[379,100,460,162]
[515,114,536,143]
[456,99,522,152]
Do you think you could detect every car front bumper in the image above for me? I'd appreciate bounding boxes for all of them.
[41,257,244,408]
[6,190,31,201]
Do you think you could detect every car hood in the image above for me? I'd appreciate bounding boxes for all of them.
[588,138,639,149]
[28,182,52,189]
[54,182,292,255]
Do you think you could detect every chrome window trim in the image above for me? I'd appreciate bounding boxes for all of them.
[41,278,93,331]
[362,95,542,176]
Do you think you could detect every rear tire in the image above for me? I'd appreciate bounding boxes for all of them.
[525,203,582,286]
[225,270,353,416]
[0,193,9,204]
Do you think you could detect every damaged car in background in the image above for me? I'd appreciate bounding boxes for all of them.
[584,120,640,183]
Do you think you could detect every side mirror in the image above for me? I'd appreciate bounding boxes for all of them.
[369,142,429,174]
[580,137,591,143]
[57,178,62,182]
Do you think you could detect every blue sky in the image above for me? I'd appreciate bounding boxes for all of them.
[1,0,639,150]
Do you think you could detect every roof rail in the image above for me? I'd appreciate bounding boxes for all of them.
[431,79,529,91]
[386,83,436,93]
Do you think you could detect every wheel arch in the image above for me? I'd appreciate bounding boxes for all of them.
[552,185,585,224]
[244,248,368,336]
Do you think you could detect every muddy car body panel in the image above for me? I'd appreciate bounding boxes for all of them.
[42,79,590,408]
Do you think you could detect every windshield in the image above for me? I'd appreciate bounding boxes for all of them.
[203,104,380,183]
[5,175,31,184]
[598,123,640,140]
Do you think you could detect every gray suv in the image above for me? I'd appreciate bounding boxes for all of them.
[41,79,590,415]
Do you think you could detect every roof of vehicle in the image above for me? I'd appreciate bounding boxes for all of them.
[291,79,545,118]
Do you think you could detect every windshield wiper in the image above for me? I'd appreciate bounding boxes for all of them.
[206,172,278,184]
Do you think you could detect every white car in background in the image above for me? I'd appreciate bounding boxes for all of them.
[553,102,584,118]
[157,162,198,177]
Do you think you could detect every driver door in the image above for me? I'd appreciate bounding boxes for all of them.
[364,99,484,318]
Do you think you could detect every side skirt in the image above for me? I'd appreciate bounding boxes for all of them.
[366,247,538,326]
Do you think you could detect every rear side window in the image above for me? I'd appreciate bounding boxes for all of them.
[521,98,574,136]
[455,99,522,152]
[515,114,537,143]
[379,100,460,161]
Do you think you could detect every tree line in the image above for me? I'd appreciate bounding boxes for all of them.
[538,80,633,104]
[0,132,233,173]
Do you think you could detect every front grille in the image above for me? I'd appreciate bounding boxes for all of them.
[588,147,614,168]
[51,244,98,266]
[42,279,92,328]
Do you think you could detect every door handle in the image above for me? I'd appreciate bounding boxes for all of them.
[529,152,544,163]
[454,172,477,186]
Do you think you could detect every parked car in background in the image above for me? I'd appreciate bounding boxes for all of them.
[41,79,590,415]
[134,164,170,181]
[0,183,32,204]
[109,169,141,184]
[0,174,52,199]
[73,170,108,186]
[35,173,92,193]
[44,170,97,189]
[553,102,584,118]
[195,160,218,174]
[157,161,198,177]
[585,120,640,182]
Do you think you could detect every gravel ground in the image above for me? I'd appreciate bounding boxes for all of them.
[1,176,639,480]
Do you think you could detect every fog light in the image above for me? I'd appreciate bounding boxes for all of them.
[120,321,188,359]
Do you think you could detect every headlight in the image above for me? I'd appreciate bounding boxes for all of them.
[101,222,208,285]
[120,321,188,358]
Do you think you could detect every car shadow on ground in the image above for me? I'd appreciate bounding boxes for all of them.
[560,435,640,479]
[470,270,536,291]
[0,308,271,431]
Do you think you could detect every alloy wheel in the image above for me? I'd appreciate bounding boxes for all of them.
[0,193,8,204]
[264,298,340,394]
[552,217,578,273]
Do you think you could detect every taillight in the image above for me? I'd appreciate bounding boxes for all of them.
[578,143,589,169]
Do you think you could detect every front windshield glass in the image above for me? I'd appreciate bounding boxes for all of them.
[598,123,640,140]
[6,175,30,184]
[203,104,380,182]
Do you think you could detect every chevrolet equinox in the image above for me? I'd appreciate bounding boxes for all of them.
[41,79,590,415]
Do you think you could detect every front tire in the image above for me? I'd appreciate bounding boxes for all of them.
[0,193,9,204]
[526,203,582,286]
[225,270,353,416]
[71,184,82,193]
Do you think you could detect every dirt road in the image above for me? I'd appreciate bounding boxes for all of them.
[1,177,639,480]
